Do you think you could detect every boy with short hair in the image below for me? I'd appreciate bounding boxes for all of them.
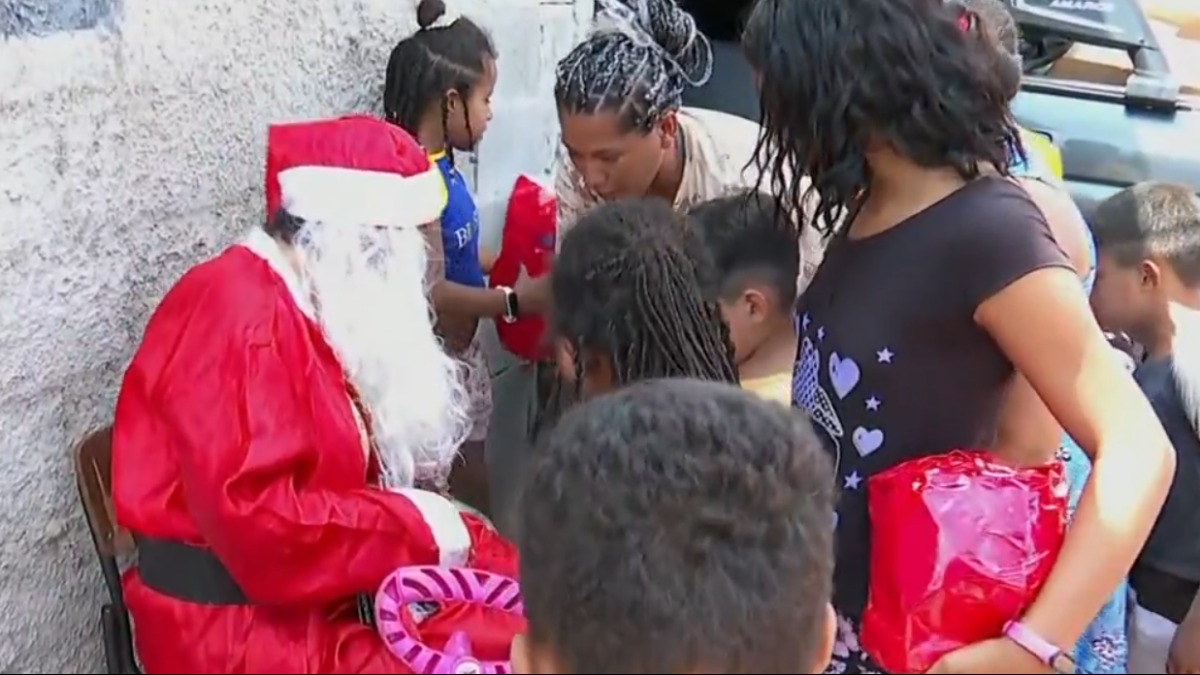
[1089,181,1200,672]
[512,378,836,674]
[689,192,801,405]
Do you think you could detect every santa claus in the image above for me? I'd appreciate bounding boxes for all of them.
[111,115,522,673]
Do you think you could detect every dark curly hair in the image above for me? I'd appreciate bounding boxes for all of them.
[518,378,836,673]
[382,0,495,146]
[743,0,1022,235]
[551,197,738,388]
[555,0,713,132]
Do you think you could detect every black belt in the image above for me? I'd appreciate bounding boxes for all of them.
[136,534,381,625]
[136,535,249,605]
[1131,563,1199,625]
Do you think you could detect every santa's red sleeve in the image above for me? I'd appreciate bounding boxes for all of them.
[153,295,485,607]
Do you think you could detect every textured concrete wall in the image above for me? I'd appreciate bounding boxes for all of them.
[0,0,590,671]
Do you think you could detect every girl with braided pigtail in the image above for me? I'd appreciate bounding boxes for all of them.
[382,0,538,519]
[549,197,738,398]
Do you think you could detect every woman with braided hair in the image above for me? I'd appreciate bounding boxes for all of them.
[552,0,738,225]
[550,197,738,397]
[520,0,824,313]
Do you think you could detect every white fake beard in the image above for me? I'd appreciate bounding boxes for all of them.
[293,221,471,490]
[1170,303,1200,435]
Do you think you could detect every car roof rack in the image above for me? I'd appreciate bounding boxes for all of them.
[1010,0,1181,108]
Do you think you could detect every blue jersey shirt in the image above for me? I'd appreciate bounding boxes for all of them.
[433,151,485,288]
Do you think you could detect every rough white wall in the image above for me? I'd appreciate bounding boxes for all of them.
[0,0,590,671]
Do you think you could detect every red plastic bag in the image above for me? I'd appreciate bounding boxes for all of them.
[861,450,1069,673]
[490,175,555,361]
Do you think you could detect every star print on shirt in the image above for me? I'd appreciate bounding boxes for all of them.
[876,348,894,363]
[844,471,863,490]
[865,395,880,411]
[817,326,826,340]
[802,313,811,331]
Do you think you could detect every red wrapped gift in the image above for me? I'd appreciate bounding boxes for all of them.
[861,450,1069,673]
[490,175,555,362]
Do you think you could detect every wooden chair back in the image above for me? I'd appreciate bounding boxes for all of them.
[72,426,134,602]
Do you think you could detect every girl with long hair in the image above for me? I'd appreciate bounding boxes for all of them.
[744,0,1173,671]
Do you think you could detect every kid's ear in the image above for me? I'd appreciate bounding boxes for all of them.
[656,110,678,149]
[1138,258,1162,289]
[743,287,771,321]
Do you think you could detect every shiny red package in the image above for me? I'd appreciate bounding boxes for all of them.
[490,175,555,361]
[861,450,1069,673]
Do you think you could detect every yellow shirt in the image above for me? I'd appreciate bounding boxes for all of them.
[741,371,793,407]
[1017,126,1064,180]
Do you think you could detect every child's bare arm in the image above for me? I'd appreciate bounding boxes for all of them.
[420,219,508,319]
[421,219,448,289]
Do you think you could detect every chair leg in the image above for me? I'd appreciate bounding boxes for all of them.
[101,605,122,674]
[115,609,141,674]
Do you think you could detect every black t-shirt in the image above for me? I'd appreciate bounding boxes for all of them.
[794,176,1071,616]
[1136,354,1200,582]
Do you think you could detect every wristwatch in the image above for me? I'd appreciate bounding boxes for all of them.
[1003,620,1075,674]
[497,285,519,324]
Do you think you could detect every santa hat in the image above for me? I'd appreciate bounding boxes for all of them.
[264,114,447,227]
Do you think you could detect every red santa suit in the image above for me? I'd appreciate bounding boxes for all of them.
[111,116,522,674]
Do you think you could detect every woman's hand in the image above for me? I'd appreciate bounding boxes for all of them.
[926,638,1051,674]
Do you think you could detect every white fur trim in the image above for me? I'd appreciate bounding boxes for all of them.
[278,165,446,229]
[396,488,471,567]
[240,228,316,318]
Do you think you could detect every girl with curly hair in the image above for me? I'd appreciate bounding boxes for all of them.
[744,0,1173,671]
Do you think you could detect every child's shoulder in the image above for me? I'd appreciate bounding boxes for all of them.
[433,155,477,218]
[741,370,793,407]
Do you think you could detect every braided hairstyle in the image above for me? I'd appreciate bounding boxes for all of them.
[551,197,738,391]
[555,0,713,132]
[382,0,495,149]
